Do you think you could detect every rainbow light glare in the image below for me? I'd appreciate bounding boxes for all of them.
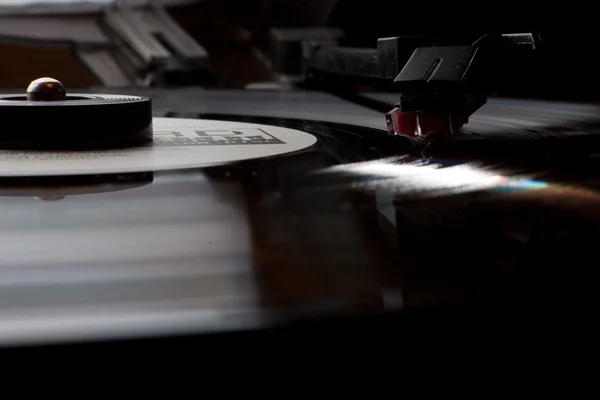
[316,158,549,197]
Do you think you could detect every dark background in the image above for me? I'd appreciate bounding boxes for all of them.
[325,2,583,100]
[172,0,591,99]
[0,0,595,100]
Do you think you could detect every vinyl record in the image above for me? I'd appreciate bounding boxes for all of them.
[1,111,599,349]
[0,114,407,346]
[0,117,320,176]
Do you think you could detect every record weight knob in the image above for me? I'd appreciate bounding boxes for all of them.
[26,77,67,101]
[0,77,153,150]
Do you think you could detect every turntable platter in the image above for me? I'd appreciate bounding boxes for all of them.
[1,85,599,349]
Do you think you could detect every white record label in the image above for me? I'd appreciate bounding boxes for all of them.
[0,118,318,176]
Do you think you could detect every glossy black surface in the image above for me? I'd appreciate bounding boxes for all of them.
[0,94,152,150]
[1,112,599,349]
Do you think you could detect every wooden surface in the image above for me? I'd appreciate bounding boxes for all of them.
[0,42,98,89]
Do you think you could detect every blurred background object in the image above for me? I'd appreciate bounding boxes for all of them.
[0,0,194,15]
[0,0,594,100]
[0,0,339,88]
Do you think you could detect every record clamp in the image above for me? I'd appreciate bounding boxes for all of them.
[0,77,153,150]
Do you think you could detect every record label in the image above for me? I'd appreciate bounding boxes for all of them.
[0,118,318,176]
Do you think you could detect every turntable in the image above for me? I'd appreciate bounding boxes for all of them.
[1,14,599,356]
